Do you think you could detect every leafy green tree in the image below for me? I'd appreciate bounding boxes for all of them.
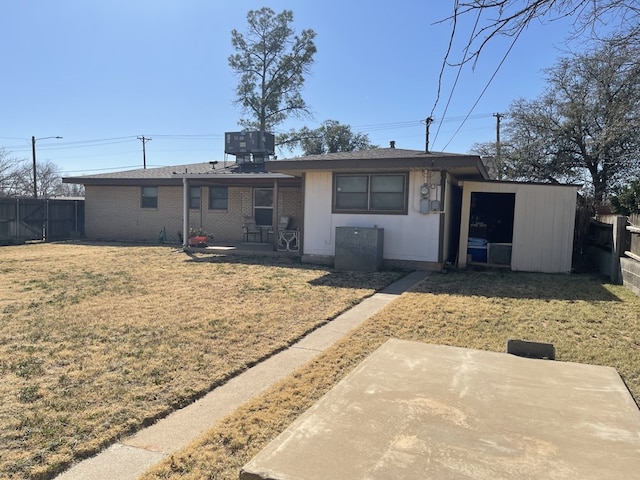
[229,7,316,133]
[500,38,640,205]
[611,179,640,215]
[280,120,377,155]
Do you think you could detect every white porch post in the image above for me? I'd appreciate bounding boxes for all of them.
[182,177,189,248]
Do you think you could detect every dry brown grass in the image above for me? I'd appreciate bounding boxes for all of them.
[0,243,403,479]
[141,269,640,480]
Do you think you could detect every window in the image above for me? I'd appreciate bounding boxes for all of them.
[141,186,158,208]
[254,188,273,226]
[334,173,407,213]
[189,187,201,209]
[209,186,228,210]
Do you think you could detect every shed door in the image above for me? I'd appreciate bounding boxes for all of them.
[469,192,515,265]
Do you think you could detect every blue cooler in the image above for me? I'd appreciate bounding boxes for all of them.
[467,237,488,262]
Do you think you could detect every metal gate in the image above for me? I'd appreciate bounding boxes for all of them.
[0,198,84,244]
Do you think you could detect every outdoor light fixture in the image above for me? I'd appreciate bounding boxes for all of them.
[32,135,62,199]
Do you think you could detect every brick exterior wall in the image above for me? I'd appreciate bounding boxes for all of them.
[85,184,302,243]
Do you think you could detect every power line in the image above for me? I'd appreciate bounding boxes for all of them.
[431,2,483,149]
[440,24,526,151]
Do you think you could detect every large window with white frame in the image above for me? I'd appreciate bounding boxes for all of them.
[333,173,407,214]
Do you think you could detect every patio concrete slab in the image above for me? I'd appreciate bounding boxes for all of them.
[56,271,428,480]
[241,339,640,480]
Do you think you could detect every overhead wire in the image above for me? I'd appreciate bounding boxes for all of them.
[441,22,527,151]
[428,2,532,151]
[431,2,483,149]
[430,0,459,123]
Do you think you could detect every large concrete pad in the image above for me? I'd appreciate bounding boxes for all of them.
[241,339,640,480]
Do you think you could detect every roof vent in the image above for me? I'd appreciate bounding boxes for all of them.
[389,140,396,149]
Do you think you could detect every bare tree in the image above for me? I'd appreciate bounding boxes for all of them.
[11,159,64,198]
[36,160,65,198]
[0,148,22,197]
[58,182,85,198]
[500,38,640,205]
[447,0,640,65]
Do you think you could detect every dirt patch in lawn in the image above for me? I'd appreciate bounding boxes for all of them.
[0,243,404,479]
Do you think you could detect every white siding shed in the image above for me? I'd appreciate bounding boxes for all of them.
[458,181,579,273]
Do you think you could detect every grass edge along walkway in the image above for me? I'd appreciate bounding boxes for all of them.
[55,272,429,480]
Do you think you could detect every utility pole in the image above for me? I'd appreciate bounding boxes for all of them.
[424,117,434,153]
[137,135,152,169]
[493,113,504,179]
[32,135,62,199]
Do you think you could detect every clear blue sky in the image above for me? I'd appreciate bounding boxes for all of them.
[0,1,583,176]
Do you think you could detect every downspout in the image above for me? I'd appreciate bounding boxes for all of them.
[272,178,279,249]
[182,177,189,248]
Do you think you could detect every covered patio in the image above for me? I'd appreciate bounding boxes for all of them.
[173,170,303,252]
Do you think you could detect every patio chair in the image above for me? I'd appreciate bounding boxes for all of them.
[268,216,290,239]
[242,216,261,242]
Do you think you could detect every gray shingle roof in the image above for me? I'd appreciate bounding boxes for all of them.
[64,162,224,181]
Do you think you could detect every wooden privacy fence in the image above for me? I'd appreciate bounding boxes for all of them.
[589,214,640,296]
[0,198,84,244]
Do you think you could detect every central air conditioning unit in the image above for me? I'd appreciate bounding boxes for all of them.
[224,131,275,156]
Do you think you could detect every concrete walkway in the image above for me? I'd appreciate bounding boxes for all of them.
[56,271,428,480]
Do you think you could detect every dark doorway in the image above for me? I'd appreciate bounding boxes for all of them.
[468,192,515,264]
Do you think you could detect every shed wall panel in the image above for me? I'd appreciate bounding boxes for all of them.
[512,185,577,273]
[302,171,441,263]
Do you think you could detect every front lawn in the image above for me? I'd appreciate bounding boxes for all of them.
[0,243,403,479]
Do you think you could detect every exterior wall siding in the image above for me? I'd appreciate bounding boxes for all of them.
[302,171,442,265]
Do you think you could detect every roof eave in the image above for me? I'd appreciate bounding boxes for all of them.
[267,155,490,180]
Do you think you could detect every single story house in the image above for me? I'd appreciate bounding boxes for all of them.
[63,161,303,245]
[263,148,578,273]
[63,147,579,273]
